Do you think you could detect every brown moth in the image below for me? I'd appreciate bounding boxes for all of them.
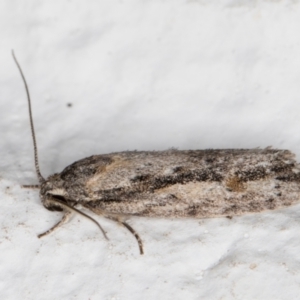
[12,51,300,255]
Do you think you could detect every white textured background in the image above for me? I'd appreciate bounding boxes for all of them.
[1,1,300,299]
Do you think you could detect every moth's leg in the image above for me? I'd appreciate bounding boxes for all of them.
[22,184,40,189]
[81,204,143,254]
[121,221,144,255]
[107,216,144,255]
[37,211,71,238]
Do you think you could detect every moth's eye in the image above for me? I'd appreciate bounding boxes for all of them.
[52,195,66,202]
[46,205,64,212]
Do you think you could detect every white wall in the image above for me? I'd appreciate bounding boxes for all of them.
[1,1,300,299]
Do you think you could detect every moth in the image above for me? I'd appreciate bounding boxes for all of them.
[12,51,300,255]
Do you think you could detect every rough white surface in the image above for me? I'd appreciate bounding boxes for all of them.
[1,1,300,299]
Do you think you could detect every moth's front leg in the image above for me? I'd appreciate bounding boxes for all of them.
[21,184,69,238]
[20,184,67,237]
[38,211,72,238]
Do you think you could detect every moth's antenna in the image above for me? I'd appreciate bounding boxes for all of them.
[12,50,45,183]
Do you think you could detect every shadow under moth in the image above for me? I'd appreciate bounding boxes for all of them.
[12,51,300,255]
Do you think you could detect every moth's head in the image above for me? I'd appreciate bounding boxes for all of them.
[40,174,68,212]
